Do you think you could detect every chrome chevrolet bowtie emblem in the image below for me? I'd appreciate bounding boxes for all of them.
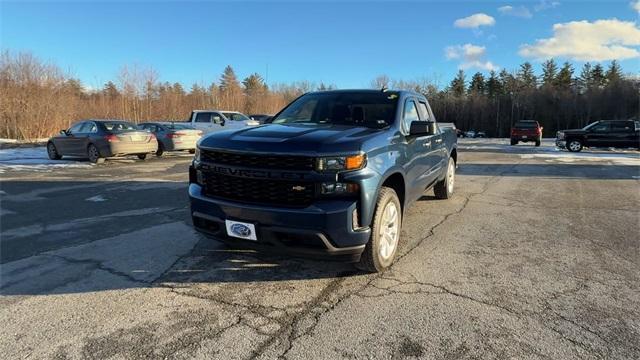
[291,186,306,191]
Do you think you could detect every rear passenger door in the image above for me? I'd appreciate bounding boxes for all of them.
[587,122,612,147]
[610,121,635,148]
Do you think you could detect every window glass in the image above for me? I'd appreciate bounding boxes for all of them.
[418,102,430,121]
[195,113,212,123]
[611,121,632,131]
[103,121,137,131]
[271,92,398,129]
[591,123,610,132]
[403,100,420,131]
[68,122,85,134]
[222,112,250,121]
[80,122,97,133]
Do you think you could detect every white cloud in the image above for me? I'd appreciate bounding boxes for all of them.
[498,5,533,18]
[445,44,500,71]
[454,13,496,29]
[631,0,640,14]
[534,0,560,12]
[519,19,640,61]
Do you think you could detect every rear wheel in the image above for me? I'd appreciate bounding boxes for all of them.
[434,157,455,199]
[47,142,61,160]
[357,187,402,273]
[155,143,164,157]
[87,144,103,164]
[535,139,541,147]
[137,154,148,160]
[567,139,583,152]
[510,139,517,146]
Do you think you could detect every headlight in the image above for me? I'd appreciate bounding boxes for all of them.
[194,147,201,162]
[557,131,565,139]
[316,154,365,172]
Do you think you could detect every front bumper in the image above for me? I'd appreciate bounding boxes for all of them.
[189,183,369,261]
[164,138,198,151]
[556,139,566,148]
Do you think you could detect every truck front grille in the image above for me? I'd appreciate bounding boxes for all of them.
[202,173,315,207]
[200,150,315,171]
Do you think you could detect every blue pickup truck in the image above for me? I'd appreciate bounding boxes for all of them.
[189,89,458,272]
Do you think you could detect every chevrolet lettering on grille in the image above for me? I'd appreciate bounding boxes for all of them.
[291,186,306,191]
[203,165,307,180]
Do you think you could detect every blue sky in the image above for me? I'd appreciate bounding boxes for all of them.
[2,1,639,90]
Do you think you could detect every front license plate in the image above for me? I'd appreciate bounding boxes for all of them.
[225,220,257,241]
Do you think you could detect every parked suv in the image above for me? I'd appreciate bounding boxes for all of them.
[511,120,542,146]
[189,90,458,272]
[557,120,640,152]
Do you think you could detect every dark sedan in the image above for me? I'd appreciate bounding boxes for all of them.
[47,120,158,163]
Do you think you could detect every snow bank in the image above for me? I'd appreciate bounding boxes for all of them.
[0,146,92,173]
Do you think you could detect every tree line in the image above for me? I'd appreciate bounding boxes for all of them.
[0,50,637,139]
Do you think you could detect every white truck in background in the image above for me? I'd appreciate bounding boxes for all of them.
[187,110,260,134]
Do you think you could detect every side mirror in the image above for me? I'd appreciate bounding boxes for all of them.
[60,130,68,135]
[409,121,435,136]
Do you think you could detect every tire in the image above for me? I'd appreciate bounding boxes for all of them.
[47,142,61,160]
[567,139,583,152]
[87,144,103,164]
[535,139,541,147]
[510,139,517,146]
[155,143,164,157]
[357,187,402,273]
[137,154,148,160]
[189,149,196,154]
[434,157,456,199]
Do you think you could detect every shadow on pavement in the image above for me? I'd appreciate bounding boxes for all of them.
[457,163,639,180]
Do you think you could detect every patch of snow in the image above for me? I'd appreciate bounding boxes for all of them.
[519,152,640,165]
[0,146,92,173]
[85,195,107,202]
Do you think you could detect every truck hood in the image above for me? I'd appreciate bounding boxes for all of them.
[198,124,383,155]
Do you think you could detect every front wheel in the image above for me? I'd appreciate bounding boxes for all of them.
[535,139,541,147]
[357,187,402,273]
[137,154,148,160]
[47,142,62,160]
[567,139,583,152]
[155,143,164,157]
[434,157,455,199]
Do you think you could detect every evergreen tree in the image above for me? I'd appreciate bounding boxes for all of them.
[541,59,558,88]
[102,81,119,98]
[220,65,241,92]
[449,70,466,97]
[591,64,606,88]
[485,70,502,98]
[578,62,593,93]
[605,60,623,84]
[468,72,486,95]
[516,62,537,90]
[555,62,574,91]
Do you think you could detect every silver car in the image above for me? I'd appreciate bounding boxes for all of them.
[47,120,158,163]
[138,122,203,156]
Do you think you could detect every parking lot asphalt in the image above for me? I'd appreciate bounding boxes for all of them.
[1,140,639,359]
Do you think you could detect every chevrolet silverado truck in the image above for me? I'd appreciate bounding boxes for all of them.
[556,120,640,152]
[189,90,458,272]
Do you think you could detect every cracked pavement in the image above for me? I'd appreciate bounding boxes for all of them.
[1,141,639,359]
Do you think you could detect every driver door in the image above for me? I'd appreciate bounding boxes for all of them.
[402,99,437,201]
[56,122,85,155]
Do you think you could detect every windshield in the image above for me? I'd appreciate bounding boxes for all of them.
[222,112,250,121]
[514,122,537,129]
[271,91,399,128]
[163,123,192,130]
[103,121,137,131]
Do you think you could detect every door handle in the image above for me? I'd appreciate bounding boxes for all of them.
[435,138,442,143]
[423,141,431,147]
